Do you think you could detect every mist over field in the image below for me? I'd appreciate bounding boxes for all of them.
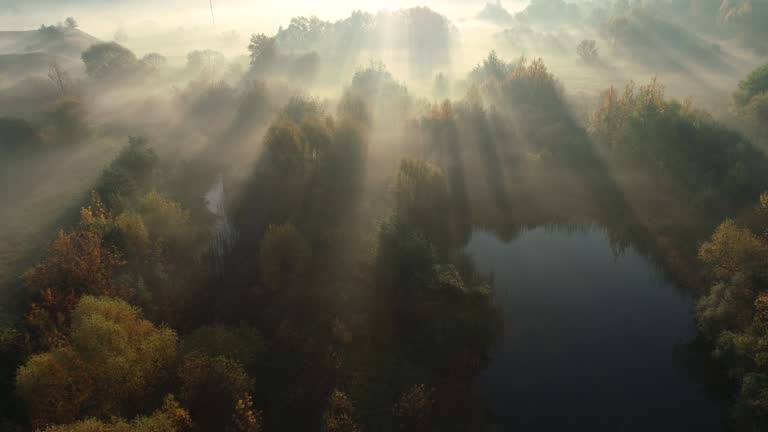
[2,1,768,431]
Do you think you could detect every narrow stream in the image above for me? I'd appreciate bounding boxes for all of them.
[205,174,236,269]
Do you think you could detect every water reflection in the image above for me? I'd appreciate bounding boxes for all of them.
[205,174,237,270]
[467,226,727,431]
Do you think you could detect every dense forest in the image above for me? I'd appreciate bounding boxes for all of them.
[1,0,768,431]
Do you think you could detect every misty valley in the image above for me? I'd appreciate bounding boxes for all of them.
[1,0,768,431]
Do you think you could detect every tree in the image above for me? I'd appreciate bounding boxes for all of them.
[141,53,167,72]
[577,39,599,63]
[178,353,252,432]
[697,192,768,428]
[590,78,768,210]
[346,63,411,117]
[374,217,501,377]
[44,99,89,144]
[140,191,200,258]
[40,396,191,432]
[81,42,142,81]
[17,296,177,428]
[39,24,61,36]
[186,50,226,74]
[432,73,449,100]
[114,211,150,262]
[48,62,71,96]
[393,384,434,432]
[395,159,453,249]
[110,190,208,323]
[64,17,78,30]
[375,216,438,300]
[321,390,361,432]
[181,325,265,371]
[258,223,311,291]
[469,50,512,84]
[0,117,42,153]
[0,327,26,426]
[231,394,262,432]
[734,64,768,110]
[23,203,125,349]
[733,64,768,143]
[95,137,158,211]
[248,34,277,67]
[402,7,455,79]
[263,120,310,176]
[697,219,768,336]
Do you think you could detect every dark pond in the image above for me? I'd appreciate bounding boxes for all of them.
[467,226,728,431]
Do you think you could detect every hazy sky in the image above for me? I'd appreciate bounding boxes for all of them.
[0,0,530,36]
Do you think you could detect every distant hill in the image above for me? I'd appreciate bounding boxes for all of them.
[0,27,100,78]
[0,27,100,57]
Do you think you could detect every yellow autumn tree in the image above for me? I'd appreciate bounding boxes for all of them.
[17,296,177,428]
[41,395,191,432]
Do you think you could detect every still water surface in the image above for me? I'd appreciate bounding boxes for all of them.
[467,226,727,431]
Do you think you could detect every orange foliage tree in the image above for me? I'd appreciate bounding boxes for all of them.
[23,197,126,348]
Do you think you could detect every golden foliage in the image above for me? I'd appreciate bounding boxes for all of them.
[41,395,191,432]
[231,394,262,432]
[699,219,768,281]
[322,390,361,432]
[17,296,177,428]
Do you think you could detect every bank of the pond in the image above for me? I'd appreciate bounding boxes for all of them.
[467,226,728,431]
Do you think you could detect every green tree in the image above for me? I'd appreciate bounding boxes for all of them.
[734,64,768,109]
[43,99,90,145]
[374,217,500,376]
[81,42,143,81]
[577,39,599,63]
[263,120,310,177]
[395,159,453,250]
[64,17,78,30]
[181,325,265,371]
[248,34,277,67]
[95,137,158,212]
[0,117,42,153]
[258,223,311,291]
[110,191,208,324]
[186,50,226,74]
[734,64,768,145]
[0,327,26,426]
[141,53,167,72]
